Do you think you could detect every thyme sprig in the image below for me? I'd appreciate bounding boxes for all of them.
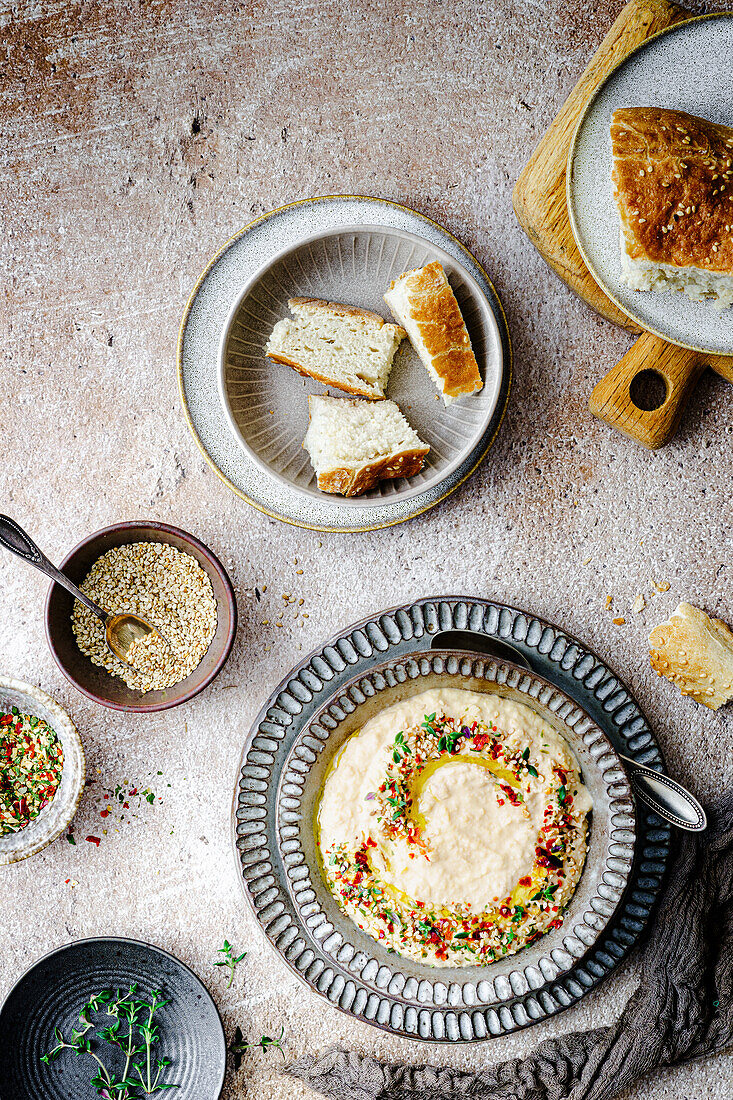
[231,1025,286,1069]
[214,940,247,988]
[41,985,177,1098]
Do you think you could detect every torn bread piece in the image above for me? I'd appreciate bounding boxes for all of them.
[384,261,482,404]
[266,297,406,399]
[649,602,733,710]
[303,395,429,497]
[611,107,733,309]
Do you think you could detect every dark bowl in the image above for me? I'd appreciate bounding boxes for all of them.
[45,521,237,712]
[0,937,226,1100]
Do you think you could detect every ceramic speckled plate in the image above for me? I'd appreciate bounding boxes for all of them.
[0,938,226,1100]
[0,676,84,866]
[178,197,511,531]
[218,226,503,507]
[568,14,733,356]
[232,597,671,1042]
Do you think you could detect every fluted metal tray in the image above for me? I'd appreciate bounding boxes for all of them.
[232,597,671,1041]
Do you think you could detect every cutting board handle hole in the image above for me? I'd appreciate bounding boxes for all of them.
[629,369,668,412]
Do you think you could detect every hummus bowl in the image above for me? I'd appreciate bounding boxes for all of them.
[237,637,637,1041]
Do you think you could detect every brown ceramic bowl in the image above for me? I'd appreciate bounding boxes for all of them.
[44,521,237,712]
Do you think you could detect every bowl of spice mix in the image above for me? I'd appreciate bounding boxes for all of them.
[44,522,237,712]
[0,675,85,865]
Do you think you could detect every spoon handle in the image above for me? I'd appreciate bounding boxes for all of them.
[0,515,107,622]
[619,753,707,832]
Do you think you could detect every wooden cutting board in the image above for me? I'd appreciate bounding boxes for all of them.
[513,0,733,449]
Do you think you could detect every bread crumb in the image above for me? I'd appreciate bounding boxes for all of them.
[582,556,592,565]
[605,595,613,610]
[612,617,626,625]
[632,594,646,614]
[654,580,671,593]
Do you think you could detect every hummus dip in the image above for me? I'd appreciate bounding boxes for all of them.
[317,687,593,966]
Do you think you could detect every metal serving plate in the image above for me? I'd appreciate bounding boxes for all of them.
[232,597,671,1042]
[178,197,511,532]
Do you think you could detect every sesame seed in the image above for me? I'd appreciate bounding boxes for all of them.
[71,542,218,694]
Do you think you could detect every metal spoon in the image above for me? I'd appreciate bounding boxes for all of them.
[0,515,158,665]
[431,628,707,832]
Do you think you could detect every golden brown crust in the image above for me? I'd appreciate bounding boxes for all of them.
[387,262,482,399]
[611,107,733,272]
[264,351,385,399]
[649,602,733,710]
[316,448,429,497]
[288,297,407,337]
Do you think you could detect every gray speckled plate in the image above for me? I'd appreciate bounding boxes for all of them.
[232,597,671,1042]
[567,14,733,355]
[178,197,511,531]
[218,226,503,507]
[0,676,85,866]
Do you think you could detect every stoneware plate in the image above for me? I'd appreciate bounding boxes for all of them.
[0,938,226,1100]
[218,226,504,508]
[179,197,511,532]
[567,13,733,356]
[0,676,84,866]
[232,597,671,1042]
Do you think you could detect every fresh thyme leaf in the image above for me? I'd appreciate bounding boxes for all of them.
[41,984,178,1096]
[232,1024,286,1060]
[214,940,247,988]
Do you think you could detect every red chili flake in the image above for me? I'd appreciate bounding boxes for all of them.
[518,875,532,887]
[100,808,110,818]
[85,835,101,846]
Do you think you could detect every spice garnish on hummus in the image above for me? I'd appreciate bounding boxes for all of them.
[317,688,592,966]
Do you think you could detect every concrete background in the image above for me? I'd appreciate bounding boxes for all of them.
[1,0,731,1096]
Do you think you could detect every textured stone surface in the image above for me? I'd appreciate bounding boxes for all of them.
[1,1,731,1097]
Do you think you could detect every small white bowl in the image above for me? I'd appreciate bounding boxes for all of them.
[0,676,85,866]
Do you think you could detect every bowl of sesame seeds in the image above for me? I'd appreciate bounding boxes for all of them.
[44,522,237,712]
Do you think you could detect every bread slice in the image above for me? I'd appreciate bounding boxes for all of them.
[649,602,733,710]
[611,107,733,309]
[383,261,482,404]
[303,395,429,497]
[265,297,406,398]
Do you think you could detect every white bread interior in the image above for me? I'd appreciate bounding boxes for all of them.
[303,395,429,497]
[619,229,733,310]
[266,298,406,399]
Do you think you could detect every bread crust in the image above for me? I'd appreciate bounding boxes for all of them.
[649,602,733,710]
[611,107,733,273]
[385,262,482,400]
[316,447,429,497]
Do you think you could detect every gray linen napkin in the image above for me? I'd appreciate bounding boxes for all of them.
[287,790,733,1100]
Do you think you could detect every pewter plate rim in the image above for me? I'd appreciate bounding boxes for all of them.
[178,196,512,532]
[231,597,671,1042]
